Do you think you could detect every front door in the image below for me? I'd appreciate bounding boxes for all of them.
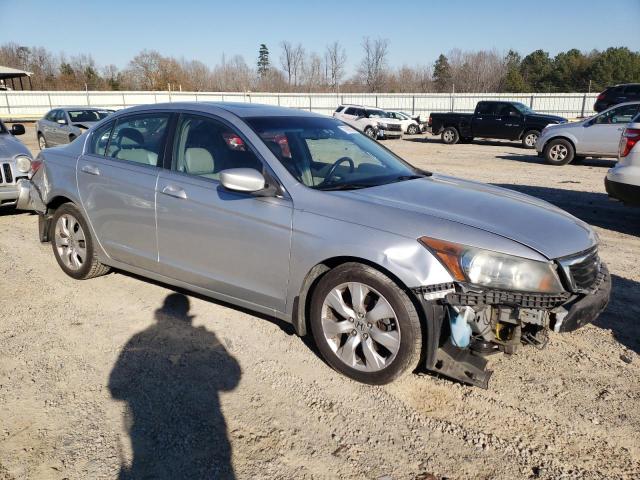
[580,104,640,155]
[155,113,293,312]
[77,112,170,270]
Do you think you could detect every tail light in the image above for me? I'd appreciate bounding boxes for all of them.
[428,115,433,126]
[597,92,606,101]
[29,159,43,175]
[619,128,640,158]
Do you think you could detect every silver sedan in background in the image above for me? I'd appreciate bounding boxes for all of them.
[17,102,610,388]
[36,107,114,149]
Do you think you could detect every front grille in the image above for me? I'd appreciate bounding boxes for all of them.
[2,163,13,184]
[386,124,402,131]
[559,246,601,292]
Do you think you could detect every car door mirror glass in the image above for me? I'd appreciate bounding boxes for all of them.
[220,168,266,193]
[10,124,25,135]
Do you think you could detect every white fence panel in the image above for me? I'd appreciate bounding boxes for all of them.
[0,90,600,120]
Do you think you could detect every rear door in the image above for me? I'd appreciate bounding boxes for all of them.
[77,112,171,270]
[340,107,362,129]
[53,110,71,145]
[581,103,640,155]
[41,110,59,145]
[155,112,293,311]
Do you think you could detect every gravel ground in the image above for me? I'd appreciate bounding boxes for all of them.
[1,125,639,479]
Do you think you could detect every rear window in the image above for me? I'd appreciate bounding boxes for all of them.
[476,102,497,115]
[335,106,345,113]
[624,85,640,95]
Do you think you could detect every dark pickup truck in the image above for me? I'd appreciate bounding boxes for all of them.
[428,101,567,148]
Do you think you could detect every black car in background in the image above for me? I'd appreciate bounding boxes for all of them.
[594,83,640,112]
[428,101,567,148]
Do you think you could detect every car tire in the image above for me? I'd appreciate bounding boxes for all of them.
[407,124,418,135]
[50,203,111,280]
[364,126,376,139]
[309,262,422,385]
[38,133,48,150]
[522,130,540,149]
[543,138,575,166]
[441,127,459,145]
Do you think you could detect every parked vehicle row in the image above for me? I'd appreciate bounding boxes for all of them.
[14,102,611,389]
[606,112,640,206]
[594,83,640,112]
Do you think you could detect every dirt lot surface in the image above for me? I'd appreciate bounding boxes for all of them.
[1,125,639,479]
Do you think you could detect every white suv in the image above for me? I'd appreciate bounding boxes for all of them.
[333,105,403,139]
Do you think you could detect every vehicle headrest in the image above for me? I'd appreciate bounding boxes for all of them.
[185,147,214,175]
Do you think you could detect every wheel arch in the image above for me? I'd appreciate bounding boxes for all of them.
[542,134,577,153]
[291,255,424,338]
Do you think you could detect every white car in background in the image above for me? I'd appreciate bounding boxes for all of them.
[386,111,424,135]
[535,102,640,165]
[606,112,640,206]
[333,105,403,139]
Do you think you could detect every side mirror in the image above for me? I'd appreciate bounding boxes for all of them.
[57,119,67,125]
[220,168,266,193]
[10,124,25,136]
[509,110,520,117]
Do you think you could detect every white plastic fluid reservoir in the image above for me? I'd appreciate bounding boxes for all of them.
[449,306,473,348]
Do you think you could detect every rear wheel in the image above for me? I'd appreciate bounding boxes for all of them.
[407,124,418,135]
[38,133,47,150]
[309,263,422,385]
[543,138,575,166]
[522,130,540,149]
[51,203,110,280]
[441,127,459,145]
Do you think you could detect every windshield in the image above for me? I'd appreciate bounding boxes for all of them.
[247,116,424,191]
[67,109,112,123]
[512,102,534,114]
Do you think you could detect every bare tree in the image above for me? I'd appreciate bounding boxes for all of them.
[279,41,305,88]
[358,37,390,92]
[325,41,347,92]
[302,52,324,90]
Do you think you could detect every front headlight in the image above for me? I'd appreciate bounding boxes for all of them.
[419,236,564,293]
[15,155,32,173]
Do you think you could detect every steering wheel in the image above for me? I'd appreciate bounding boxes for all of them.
[318,157,355,187]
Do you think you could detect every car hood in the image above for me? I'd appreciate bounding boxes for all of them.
[528,113,567,124]
[0,133,31,160]
[338,175,596,260]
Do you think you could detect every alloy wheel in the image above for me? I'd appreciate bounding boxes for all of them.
[549,144,568,161]
[54,214,87,271]
[443,130,454,143]
[524,132,538,147]
[39,136,46,150]
[321,282,400,372]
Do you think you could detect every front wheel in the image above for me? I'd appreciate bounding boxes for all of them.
[309,263,422,385]
[364,126,377,139]
[543,138,575,166]
[407,124,418,135]
[38,134,48,150]
[51,203,111,280]
[441,127,459,145]
[522,130,540,149]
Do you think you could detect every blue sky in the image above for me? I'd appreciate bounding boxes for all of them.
[1,0,639,73]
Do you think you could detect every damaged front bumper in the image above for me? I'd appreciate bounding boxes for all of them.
[412,263,611,389]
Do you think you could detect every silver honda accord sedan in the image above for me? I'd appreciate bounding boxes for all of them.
[17,102,611,387]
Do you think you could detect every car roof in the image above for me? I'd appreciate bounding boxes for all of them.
[114,102,327,119]
[58,106,114,111]
[339,104,383,111]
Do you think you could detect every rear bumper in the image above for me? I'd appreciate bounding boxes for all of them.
[605,176,640,206]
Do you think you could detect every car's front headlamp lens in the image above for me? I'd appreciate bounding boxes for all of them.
[419,236,564,293]
[15,155,32,173]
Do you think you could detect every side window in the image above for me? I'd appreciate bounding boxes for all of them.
[55,110,67,123]
[344,107,356,115]
[595,104,640,125]
[172,114,263,181]
[625,85,640,96]
[89,121,115,156]
[45,110,57,122]
[107,114,169,166]
[476,103,496,115]
[334,106,345,113]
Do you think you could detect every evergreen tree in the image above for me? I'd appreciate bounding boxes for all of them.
[520,49,553,92]
[257,44,270,79]
[503,50,526,92]
[433,54,452,92]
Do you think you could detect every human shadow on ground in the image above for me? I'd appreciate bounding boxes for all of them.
[109,293,241,479]
[594,274,640,355]
[495,183,640,236]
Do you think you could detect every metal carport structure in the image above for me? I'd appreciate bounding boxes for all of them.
[0,65,33,90]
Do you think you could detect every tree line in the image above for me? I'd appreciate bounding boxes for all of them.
[1,40,638,93]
